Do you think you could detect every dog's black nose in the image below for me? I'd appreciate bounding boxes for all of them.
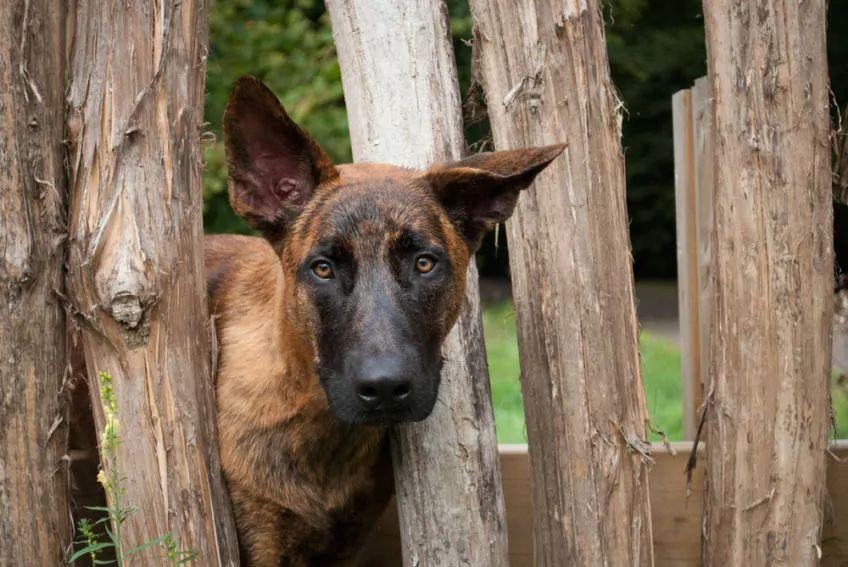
[354,373,412,408]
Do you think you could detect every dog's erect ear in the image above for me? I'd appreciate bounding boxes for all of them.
[224,76,337,243]
[425,144,566,250]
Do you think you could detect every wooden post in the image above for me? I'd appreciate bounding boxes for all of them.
[326,2,508,565]
[672,77,713,440]
[467,0,654,564]
[0,1,72,563]
[65,2,240,563]
[701,1,833,564]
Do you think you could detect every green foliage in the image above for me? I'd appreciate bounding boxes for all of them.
[70,372,195,566]
[605,0,706,278]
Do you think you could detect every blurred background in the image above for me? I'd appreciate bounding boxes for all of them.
[201,0,848,442]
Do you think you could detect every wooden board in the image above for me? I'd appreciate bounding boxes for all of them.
[361,442,848,565]
[672,77,715,443]
[672,87,701,440]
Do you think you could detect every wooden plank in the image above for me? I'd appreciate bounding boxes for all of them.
[824,442,848,564]
[361,442,848,566]
[672,88,701,440]
[691,77,714,411]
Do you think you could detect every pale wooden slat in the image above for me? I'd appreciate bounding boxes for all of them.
[691,76,714,412]
[672,87,702,440]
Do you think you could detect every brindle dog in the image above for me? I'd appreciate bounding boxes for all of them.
[206,76,564,566]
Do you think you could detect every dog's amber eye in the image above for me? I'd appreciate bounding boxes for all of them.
[312,260,335,279]
[415,255,436,274]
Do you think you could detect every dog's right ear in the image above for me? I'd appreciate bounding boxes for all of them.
[224,76,337,244]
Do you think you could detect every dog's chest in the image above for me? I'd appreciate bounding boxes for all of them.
[223,411,386,512]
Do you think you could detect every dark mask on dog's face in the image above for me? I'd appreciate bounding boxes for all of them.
[223,76,564,424]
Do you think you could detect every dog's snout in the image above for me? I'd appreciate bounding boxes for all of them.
[354,374,412,407]
[352,355,413,410]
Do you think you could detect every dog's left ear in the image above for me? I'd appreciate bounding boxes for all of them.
[425,144,566,250]
[224,76,337,244]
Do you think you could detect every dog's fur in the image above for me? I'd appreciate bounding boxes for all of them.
[206,76,564,566]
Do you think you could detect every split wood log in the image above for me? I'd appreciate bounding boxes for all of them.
[326,1,508,565]
[0,1,72,563]
[467,0,655,564]
[701,0,833,564]
[65,1,239,563]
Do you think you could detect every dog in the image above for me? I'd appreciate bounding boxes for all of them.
[205,76,564,566]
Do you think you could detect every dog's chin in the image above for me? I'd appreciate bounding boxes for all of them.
[325,395,438,426]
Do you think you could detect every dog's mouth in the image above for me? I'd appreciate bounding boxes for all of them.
[325,392,438,425]
[355,403,435,425]
[319,375,440,426]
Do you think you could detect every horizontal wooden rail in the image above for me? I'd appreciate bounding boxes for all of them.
[360,442,848,565]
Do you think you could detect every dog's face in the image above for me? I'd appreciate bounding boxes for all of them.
[224,77,564,424]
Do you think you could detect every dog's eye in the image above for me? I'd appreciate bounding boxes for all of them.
[312,260,335,279]
[414,255,436,274]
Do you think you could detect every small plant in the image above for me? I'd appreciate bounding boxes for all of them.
[69,371,197,566]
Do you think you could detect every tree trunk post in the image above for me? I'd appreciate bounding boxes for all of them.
[326,2,509,565]
[700,1,833,564]
[0,1,72,563]
[65,1,240,563]
[467,1,655,564]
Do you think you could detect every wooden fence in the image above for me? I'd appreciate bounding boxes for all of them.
[360,75,848,566]
[1,1,840,566]
[363,442,848,566]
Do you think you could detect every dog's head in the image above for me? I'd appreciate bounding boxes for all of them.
[224,77,563,424]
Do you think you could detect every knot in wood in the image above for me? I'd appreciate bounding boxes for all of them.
[109,292,143,329]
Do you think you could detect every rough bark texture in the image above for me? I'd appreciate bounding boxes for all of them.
[0,2,72,564]
[326,2,509,565]
[467,1,654,564]
[65,1,239,563]
[701,1,833,564]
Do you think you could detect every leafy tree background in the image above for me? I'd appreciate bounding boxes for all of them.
[203,0,847,280]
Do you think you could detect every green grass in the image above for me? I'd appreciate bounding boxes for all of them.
[482,299,848,443]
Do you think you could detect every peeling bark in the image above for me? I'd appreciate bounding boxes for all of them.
[65,1,239,563]
[701,1,833,564]
[326,1,509,565]
[0,1,72,563]
[467,0,655,564]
